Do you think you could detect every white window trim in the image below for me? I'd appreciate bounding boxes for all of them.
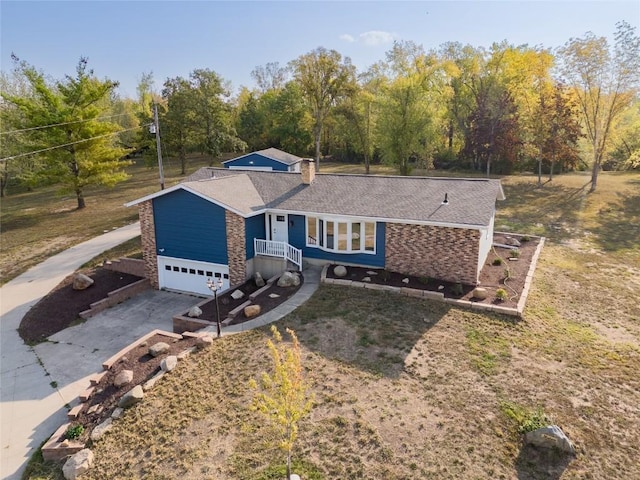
[306,215,376,255]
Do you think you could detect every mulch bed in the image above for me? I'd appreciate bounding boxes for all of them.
[19,267,143,344]
[326,233,540,309]
[69,333,200,443]
[196,274,304,325]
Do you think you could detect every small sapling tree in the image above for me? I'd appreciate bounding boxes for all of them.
[249,326,314,480]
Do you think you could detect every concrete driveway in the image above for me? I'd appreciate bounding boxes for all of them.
[33,289,199,404]
[0,223,201,480]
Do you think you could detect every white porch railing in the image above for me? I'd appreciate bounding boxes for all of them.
[254,239,302,270]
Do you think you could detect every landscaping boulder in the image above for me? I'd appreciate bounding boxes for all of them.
[362,277,371,282]
[111,407,124,419]
[277,271,300,287]
[472,287,488,300]
[90,418,113,442]
[231,289,245,300]
[269,293,280,299]
[149,342,170,357]
[402,278,410,284]
[254,271,265,287]
[524,425,576,454]
[505,236,521,247]
[118,385,144,408]
[72,274,94,291]
[113,369,133,387]
[196,335,214,349]
[333,265,347,277]
[62,448,94,480]
[187,306,202,318]
[161,355,178,372]
[244,305,261,318]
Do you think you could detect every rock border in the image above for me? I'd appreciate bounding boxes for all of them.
[42,329,210,463]
[320,236,545,318]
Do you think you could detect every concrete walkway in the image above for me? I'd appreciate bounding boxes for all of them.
[203,266,321,336]
[0,223,140,480]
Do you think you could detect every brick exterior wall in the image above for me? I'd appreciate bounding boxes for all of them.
[139,200,159,289]
[301,158,315,184]
[385,223,481,285]
[226,210,246,286]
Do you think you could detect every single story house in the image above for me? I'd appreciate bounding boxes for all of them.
[222,147,302,172]
[126,160,505,297]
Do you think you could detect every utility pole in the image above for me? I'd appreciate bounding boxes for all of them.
[153,103,165,190]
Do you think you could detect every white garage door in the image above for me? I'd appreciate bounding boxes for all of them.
[157,256,230,296]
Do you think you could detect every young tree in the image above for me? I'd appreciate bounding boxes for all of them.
[557,21,640,192]
[250,326,314,480]
[1,57,129,208]
[290,47,356,169]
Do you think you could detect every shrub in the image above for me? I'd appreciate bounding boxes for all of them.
[64,424,84,440]
[452,283,463,296]
[520,236,531,242]
[495,288,508,301]
[492,258,503,266]
[418,276,430,285]
[501,401,549,434]
[379,270,391,282]
[509,249,520,258]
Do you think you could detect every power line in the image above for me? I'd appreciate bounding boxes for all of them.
[0,113,132,136]
[0,124,152,162]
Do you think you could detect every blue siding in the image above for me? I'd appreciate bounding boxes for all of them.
[224,153,290,172]
[153,189,228,264]
[288,214,385,267]
[245,213,266,259]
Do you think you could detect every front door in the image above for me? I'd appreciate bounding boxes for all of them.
[268,213,288,243]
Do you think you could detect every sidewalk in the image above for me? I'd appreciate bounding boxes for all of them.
[0,223,140,480]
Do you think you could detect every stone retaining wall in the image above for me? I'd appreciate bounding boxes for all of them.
[79,279,151,320]
[321,234,545,319]
[104,258,146,278]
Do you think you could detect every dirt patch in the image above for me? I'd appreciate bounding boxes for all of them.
[327,233,540,308]
[19,267,143,344]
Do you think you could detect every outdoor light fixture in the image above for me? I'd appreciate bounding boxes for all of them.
[442,193,449,205]
[206,277,224,338]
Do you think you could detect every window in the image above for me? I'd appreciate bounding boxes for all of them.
[306,216,376,254]
[365,223,375,251]
[307,217,317,245]
[165,265,172,271]
[197,270,204,276]
[276,215,285,222]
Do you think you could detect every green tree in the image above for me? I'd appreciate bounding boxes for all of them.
[290,47,356,169]
[161,76,195,174]
[557,21,640,192]
[189,69,245,163]
[251,61,289,93]
[1,57,129,208]
[376,42,449,175]
[250,326,314,480]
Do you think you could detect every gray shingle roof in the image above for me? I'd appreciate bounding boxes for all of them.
[184,168,504,227]
[222,147,303,166]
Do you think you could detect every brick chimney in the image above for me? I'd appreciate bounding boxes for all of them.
[301,158,316,185]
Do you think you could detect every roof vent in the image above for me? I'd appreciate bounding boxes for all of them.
[441,193,449,205]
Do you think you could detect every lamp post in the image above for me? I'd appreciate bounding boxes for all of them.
[206,277,224,337]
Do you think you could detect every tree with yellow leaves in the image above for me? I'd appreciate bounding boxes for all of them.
[250,326,314,480]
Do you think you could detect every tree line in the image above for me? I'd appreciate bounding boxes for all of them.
[1,21,638,206]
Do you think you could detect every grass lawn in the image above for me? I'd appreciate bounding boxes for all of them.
[18,167,640,479]
[0,155,219,285]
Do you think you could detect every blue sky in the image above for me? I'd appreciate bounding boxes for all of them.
[1,1,638,98]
